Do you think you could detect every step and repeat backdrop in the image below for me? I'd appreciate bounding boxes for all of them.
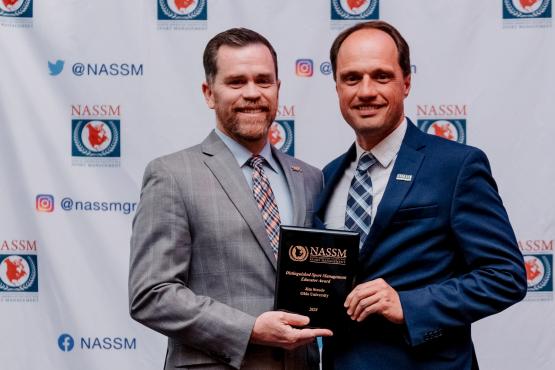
[1,0,554,369]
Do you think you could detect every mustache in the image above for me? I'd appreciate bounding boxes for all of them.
[234,103,270,111]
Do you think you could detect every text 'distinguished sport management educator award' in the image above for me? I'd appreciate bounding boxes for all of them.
[274,226,359,330]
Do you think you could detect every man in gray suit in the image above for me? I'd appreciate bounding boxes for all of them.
[129,28,332,370]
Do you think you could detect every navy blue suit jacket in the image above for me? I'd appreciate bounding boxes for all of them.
[314,121,526,370]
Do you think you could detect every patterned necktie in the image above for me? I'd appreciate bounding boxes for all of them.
[345,152,377,248]
[247,155,281,257]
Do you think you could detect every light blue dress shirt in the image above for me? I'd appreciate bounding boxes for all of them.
[215,128,293,226]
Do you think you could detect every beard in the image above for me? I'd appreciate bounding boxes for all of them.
[216,103,276,143]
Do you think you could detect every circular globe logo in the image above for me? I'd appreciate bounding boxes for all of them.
[289,245,309,262]
[0,255,31,288]
[511,0,543,13]
[80,121,113,152]
[166,0,199,15]
[0,0,25,12]
[525,255,546,287]
[426,120,459,142]
[339,0,371,15]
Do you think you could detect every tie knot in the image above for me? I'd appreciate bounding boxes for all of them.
[356,153,375,173]
[247,155,265,169]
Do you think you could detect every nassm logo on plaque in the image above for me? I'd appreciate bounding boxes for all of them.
[289,245,309,262]
[289,245,348,265]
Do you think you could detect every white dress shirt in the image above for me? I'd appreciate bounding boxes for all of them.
[324,119,408,230]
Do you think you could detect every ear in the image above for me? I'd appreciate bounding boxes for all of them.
[202,81,215,109]
[403,74,411,98]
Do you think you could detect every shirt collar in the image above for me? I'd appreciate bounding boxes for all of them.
[355,118,407,168]
[215,128,279,173]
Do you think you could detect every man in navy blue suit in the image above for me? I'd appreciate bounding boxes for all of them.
[315,21,527,370]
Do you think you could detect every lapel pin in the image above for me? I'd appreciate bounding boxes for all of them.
[396,173,412,182]
[291,165,302,172]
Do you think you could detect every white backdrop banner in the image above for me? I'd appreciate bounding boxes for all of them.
[1,0,553,369]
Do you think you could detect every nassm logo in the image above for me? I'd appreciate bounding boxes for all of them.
[331,0,379,20]
[417,119,466,144]
[289,245,309,262]
[525,254,552,292]
[158,0,207,20]
[269,120,294,156]
[0,254,38,292]
[0,0,32,18]
[503,0,551,19]
[72,120,120,158]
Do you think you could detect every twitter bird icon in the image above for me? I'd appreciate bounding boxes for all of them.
[48,60,65,76]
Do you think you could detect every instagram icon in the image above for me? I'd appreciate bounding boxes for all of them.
[295,59,313,77]
[36,194,54,212]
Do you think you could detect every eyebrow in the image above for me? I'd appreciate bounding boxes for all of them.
[223,73,275,81]
[339,67,395,78]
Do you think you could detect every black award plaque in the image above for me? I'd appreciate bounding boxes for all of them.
[274,226,359,330]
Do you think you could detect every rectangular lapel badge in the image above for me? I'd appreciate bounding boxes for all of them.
[396,173,412,182]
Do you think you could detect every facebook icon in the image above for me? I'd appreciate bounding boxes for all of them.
[58,333,75,352]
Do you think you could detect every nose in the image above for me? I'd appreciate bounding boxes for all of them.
[357,75,377,99]
[242,81,262,100]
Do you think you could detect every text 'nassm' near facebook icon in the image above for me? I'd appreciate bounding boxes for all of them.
[58,334,75,352]
[157,0,207,20]
[0,0,33,18]
[331,0,379,20]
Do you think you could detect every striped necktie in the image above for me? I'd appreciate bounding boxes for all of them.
[247,155,281,257]
[345,152,377,248]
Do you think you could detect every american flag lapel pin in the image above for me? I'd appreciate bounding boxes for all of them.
[291,165,302,172]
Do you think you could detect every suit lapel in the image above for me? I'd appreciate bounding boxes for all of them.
[272,147,306,226]
[361,122,426,259]
[201,131,277,269]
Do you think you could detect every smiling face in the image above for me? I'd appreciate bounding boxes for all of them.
[202,43,280,154]
[335,28,411,150]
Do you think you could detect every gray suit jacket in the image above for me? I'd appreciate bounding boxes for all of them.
[129,131,323,369]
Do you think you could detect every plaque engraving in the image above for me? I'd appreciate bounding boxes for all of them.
[274,226,359,329]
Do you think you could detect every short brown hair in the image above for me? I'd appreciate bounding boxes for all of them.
[203,28,278,84]
[330,21,411,80]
